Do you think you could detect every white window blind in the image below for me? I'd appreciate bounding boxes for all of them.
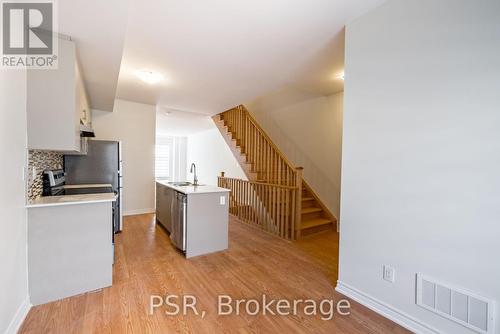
[155,136,173,179]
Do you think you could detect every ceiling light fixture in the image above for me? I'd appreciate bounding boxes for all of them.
[136,70,164,84]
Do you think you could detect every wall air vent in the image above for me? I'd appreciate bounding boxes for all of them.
[416,273,495,334]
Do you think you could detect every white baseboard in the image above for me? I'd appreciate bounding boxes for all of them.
[5,297,31,334]
[123,208,155,216]
[336,281,440,334]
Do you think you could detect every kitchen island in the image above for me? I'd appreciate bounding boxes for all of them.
[156,180,230,258]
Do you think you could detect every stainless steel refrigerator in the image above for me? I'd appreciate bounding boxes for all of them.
[64,140,123,232]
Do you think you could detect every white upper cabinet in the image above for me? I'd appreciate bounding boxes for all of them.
[27,36,90,152]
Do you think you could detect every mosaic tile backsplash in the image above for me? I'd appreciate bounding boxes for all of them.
[27,150,63,200]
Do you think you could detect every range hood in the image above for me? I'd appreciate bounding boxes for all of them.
[80,124,95,137]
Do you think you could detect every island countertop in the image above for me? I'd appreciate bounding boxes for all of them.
[156,180,230,195]
[26,193,117,208]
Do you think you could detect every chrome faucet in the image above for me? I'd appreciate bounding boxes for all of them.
[190,163,198,186]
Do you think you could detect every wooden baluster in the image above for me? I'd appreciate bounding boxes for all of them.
[281,187,285,237]
[239,179,242,220]
[278,157,282,185]
[277,186,281,235]
[243,181,246,221]
[258,184,263,227]
[248,183,255,223]
[231,178,234,214]
[271,186,275,233]
[258,130,261,176]
[285,188,290,239]
[232,178,235,215]
[255,129,260,176]
[290,187,293,239]
[228,178,231,214]
[244,115,247,155]
[273,152,277,183]
[277,187,281,237]
[252,126,256,172]
[235,180,238,218]
[258,131,262,177]
[273,187,277,234]
[275,153,277,184]
[240,179,244,220]
[246,181,249,221]
[244,112,247,152]
[294,167,303,239]
[259,131,262,177]
[280,188,285,238]
[251,183,256,224]
[286,166,290,186]
[268,142,271,183]
[255,131,260,176]
[268,184,273,232]
[238,179,241,218]
[248,183,252,223]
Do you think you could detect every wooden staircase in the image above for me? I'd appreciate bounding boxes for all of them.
[300,182,336,236]
[214,105,336,239]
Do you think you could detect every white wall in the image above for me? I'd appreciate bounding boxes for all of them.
[0,71,30,332]
[93,99,156,215]
[187,128,247,186]
[246,88,343,218]
[339,1,500,334]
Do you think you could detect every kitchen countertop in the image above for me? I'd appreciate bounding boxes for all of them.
[26,193,117,208]
[156,180,230,195]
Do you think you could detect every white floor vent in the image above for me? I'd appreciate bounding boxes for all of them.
[416,274,495,334]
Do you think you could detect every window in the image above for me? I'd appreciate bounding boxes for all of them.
[155,136,187,181]
[155,136,173,180]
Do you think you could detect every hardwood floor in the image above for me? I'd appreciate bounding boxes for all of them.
[294,229,339,285]
[20,214,409,334]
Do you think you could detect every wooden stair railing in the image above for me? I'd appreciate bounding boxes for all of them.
[218,175,298,240]
[215,105,298,186]
[214,105,336,239]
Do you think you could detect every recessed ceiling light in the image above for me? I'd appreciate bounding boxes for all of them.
[136,70,163,84]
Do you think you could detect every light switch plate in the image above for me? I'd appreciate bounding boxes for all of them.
[383,265,395,283]
[220,196,226,205]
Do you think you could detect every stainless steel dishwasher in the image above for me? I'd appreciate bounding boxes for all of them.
[170,191,187,252]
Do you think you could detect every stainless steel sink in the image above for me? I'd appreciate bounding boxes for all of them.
[168,182,193,186]
[168,181,206,187]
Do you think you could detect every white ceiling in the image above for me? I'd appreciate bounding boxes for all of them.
[59,0,384,114]
[156,107,214,137]
[116,0,385,115]
[57,0,130,111]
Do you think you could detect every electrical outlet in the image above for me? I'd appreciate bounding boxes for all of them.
[220,196,226,205]
[383,265,395,283]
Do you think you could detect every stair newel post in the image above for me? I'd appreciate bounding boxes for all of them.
[219,171,225,187]
[295,167,304,240]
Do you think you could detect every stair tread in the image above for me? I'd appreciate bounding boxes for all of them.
[301,218,332,230]
[302,197,314,201]
[301,207,322,214]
